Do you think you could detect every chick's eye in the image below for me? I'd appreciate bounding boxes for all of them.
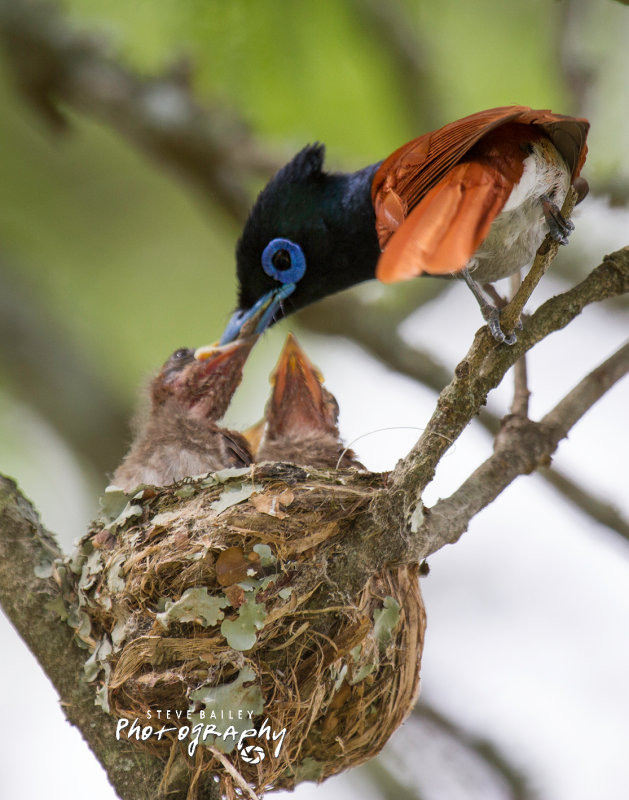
[173,348,192,360]
[261,238,306,284]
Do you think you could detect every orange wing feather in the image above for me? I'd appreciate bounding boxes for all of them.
[377,161,513,281]
[372,106,589,277]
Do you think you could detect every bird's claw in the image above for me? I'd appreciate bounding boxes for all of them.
[541,195,574,246]
[485,307,517,346]
[502,330,518,346]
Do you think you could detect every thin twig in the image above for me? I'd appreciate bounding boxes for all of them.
[207,748,260,800]
[509,271,530,417]
[542,340,629,432]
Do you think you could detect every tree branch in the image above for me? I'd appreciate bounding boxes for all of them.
[378,246,629,555]
[509,272,530,418]
[542,340,629,432]
[418,340,629,553]
[299,265,629,542]
[0,474,191,800]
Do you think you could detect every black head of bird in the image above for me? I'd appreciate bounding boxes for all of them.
[111,338,256,492]
[256,333,363,469]
[221,106,589,345]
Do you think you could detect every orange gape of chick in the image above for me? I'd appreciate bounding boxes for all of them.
[255,333,363,470]
[111,340,256,492]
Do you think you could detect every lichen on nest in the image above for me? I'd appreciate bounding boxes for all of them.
[60,462,426,798]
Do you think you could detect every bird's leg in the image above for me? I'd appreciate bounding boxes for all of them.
[461,267,517,345]
[541,194,574,245]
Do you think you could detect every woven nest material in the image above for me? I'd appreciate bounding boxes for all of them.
[68,464,426,798]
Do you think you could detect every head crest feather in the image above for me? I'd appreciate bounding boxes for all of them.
[274,143,325,183]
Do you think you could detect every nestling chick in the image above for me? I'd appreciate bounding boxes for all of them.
[256,333,363,469]
[112,339,255,492]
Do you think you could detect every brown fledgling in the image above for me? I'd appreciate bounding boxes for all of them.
[256,333,363,469]
[112,339,255,492]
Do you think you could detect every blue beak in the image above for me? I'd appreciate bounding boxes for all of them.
[219,283,296,345]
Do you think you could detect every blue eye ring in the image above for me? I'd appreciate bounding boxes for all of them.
[261,238,306,284]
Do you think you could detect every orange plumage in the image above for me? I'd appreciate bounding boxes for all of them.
[372,106,589,282]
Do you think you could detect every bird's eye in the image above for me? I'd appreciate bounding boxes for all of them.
[173,348,192,360]
[272,249,292,272]
[261,238,307,284]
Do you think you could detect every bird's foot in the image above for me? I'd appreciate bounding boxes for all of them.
[541,194,574,245]
[462,268,517,345]
[485,306,517,346]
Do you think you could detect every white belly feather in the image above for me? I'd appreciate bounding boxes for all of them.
[467,144,571,284]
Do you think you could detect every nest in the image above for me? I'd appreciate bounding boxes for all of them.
[68,464,426,798]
